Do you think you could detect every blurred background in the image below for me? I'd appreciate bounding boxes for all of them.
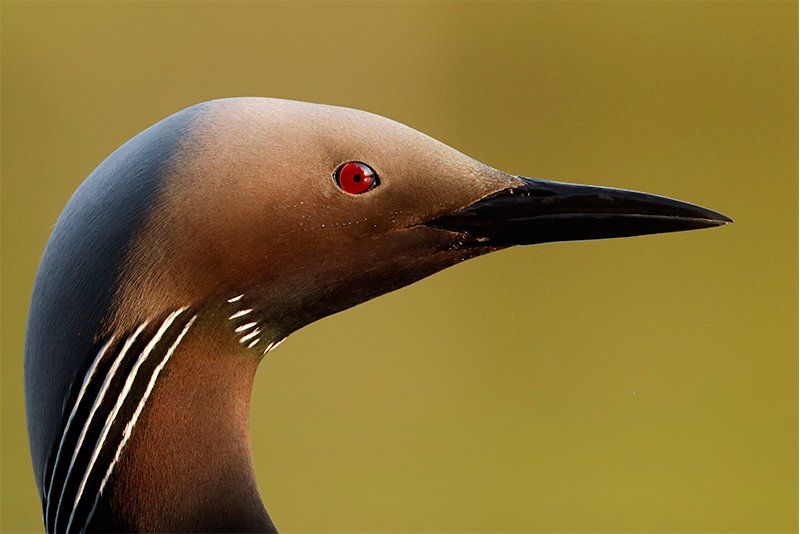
[1,1,796,532]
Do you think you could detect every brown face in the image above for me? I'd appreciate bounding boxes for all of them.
[112,97,730,339]
[112,98,512,335]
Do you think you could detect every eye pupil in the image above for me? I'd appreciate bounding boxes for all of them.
[334,162,379,195]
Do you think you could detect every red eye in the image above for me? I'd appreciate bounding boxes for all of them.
[334,161,379,195]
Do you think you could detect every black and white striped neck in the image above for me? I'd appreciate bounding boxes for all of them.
[39,305,279,532]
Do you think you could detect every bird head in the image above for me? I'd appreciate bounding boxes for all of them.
[111,97,731,346]
[26,97,732,532]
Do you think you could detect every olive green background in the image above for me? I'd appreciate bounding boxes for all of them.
[1,1,796,532]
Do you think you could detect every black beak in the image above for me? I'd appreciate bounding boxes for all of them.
[427,177,732,246]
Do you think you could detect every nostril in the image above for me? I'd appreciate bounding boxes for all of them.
[523,189,557,198]
[510,187,557,198]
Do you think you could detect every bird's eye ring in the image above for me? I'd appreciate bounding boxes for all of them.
[334,161,379,195]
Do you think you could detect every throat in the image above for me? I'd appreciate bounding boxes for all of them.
[91,314,278,533]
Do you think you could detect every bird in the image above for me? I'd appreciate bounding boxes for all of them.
[24,97,731,533]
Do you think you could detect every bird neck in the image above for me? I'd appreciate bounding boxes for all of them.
[96,311,278,532]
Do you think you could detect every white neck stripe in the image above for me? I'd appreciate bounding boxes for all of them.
[43,337,114,527]
[51,324,147,531]
[229,309,252,319]
[65,308,187,533]
[240,327,261,344]
[235,321,258,333]
[81,314,197,532]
